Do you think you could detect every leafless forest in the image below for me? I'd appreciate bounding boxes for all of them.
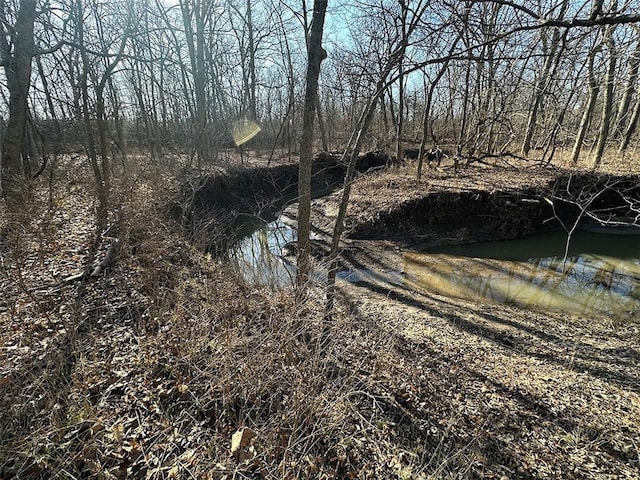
[1,1,640,479]
[2,1,640,196]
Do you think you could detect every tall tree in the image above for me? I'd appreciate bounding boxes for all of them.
[180,0,214,164]
[0,0,37,205]
[615,26,640,147]
[324,0,428,325]
[74,0,108,232]
[592,3,618,168]
[619,89,640,153]
[521,5,569,157]
[417,23,464,179]
[296,0,328,295]
[571,40,602,164]
[394,2,408,166]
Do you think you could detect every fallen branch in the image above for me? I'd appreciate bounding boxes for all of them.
[90,237,121,277]
[59,237,121,286]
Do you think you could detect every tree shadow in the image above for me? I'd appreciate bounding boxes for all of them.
[333,281,639,477]
[344,275,640,392]
[336,245,640,392]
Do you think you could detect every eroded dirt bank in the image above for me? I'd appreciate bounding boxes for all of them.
[172,151,392,253]
[275,165,639,280]
[291,165,638,246]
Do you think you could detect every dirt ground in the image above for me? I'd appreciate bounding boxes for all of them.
[288,159,640,478]
[1,155,639,479]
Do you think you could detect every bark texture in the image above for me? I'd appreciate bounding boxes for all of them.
[1,0,37,204]
[296,0,328,294]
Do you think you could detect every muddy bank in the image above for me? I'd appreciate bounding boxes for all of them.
[350,188,550,245]
[172,151,392,253]
[300,167,640,249]
[174,154,639,258]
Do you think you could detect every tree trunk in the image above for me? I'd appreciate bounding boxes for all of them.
[0,0,37,205]
[317,96,329,151]
[246,0,257,121]
[613,27,640,138]
[395,53,405,165]
[324,0,425,327]
[180,0,209,164]
[619,94,640,152]
[324,87,381,326]
[76,0,108,233]
[571,43,602,164]
[593,22,617,169]
[296,0,328,295]
[521,28,568,156]
[417,32,462,179]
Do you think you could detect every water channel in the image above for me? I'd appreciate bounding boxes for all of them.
[227,213,298,287]
[403,230,639,319]
[227,214,640,320]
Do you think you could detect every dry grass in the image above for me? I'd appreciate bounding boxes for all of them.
[0,156,457,479]
[1,153,639,479]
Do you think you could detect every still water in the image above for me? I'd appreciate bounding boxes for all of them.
[227,213,297,287]
[227,217,640,320]
[403,230,639,320]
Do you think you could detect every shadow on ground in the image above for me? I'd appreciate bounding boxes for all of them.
[329,258,640,478]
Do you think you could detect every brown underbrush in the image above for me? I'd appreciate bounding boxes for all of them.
[0,157,462,479]
[1,155,639,479]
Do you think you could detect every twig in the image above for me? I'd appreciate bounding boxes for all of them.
[57,236,121,287]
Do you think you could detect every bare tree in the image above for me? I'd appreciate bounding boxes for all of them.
[593,4,618,169]
[0,0,37,206]
[394,3,408,165]
[296,0,328,294]
[618,26,640,153]
[571,39,602,164]
[324,0,429,324]
[416,21,464,179]
[613,26,640,138]
[521,4,569,157]
[180,0,215,164]
[74,0,108,232]
[619,90,640,153]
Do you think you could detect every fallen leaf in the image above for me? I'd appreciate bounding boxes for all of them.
[231,427,257,462]
[179,448,196,463]
[176,383,189,394]
[0,375,11,388]
[112,422,124,443]
[238,445,256,463]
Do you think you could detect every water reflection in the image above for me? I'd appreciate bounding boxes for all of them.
[226,214,639,319]
[403,231,640,319]
[226,214,296,288]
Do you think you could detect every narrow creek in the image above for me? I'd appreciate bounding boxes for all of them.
[226,213,298,287]
[227,213,640,320]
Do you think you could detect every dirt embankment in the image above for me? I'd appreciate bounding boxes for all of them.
[172,151,393,253]
[298,165,640,250]
[174,158,639,277]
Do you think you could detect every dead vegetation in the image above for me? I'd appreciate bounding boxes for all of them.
[296,158,639,250]
[1,156,639,479]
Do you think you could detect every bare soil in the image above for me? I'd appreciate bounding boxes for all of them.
[1,156,639,479]
[286,160,640,478]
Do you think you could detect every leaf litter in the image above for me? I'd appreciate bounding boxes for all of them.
[0,156,638,479]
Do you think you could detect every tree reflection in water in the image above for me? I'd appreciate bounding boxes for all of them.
[227,218,639,319]
[403,232,639,320]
